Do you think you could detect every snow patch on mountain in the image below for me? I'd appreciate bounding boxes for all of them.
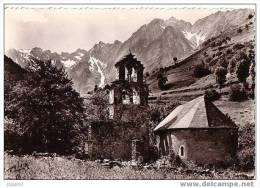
[19,49,31,54]
[160,25,166,30]
[89,56,105,87]
[61,59,76,68]
[75,52,84,60]
[183,31,206,47]
[17,49,31,61]
[75,55,82,60]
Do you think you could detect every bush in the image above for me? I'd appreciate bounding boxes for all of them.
[226,36,231,41]
[215,67,227,89]
[193,63,211,78]
[229,84,247,102]
[236,57,250,89]
[169,152,185,168]
[216,51,222,57]
[218,57,228,68]
[204,89,221,101]
[237,28,242,33]
[205,57,212,63]
[157,70,168,90]
[237,123,255,171]
[233,43,245,50]
[226,48,232,54]
[248,14,253,19]
[228,59,237,73]
[149,100,181,124]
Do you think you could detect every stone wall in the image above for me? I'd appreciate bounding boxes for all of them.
[86,120,149,161]
[111,104,149,122]
[158,128,238,165]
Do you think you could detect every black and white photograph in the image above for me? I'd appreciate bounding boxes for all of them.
[2,3,257,181]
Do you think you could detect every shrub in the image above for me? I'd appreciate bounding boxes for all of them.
[205,57,212,63]
[229,84,247,102]
[237,28,242,33]
[216,40,223,46]
[237,123,255,171]
[204,89,221,101]
[193,63,211,78]
[169,152,185,168]
[222,39,228,44]
[210,41,216,47]
[216,51,222,57]
[226,36,231,41]
[149,100,181,124]
[236,58,250,89]
[228,58,237,73]
[226,48,232,54]
[218,57,228,68]
[173,57,178,64]
[158,75,168,90]
[215,67,227,89]
[248,14,254,19]
[233,43,245,50]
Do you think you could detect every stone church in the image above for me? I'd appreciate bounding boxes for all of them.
[154,96,238,166]
[85,52,150,161]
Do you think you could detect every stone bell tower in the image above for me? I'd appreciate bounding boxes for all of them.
[108,52,148,120]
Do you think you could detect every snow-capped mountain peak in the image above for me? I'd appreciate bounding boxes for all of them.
[89,56,105,87]
[182,31,206,47]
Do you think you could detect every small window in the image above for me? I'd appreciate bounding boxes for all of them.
[179,145,184,157]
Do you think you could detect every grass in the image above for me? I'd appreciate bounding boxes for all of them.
[4,153,254,180]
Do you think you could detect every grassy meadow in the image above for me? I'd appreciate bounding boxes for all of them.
[4,153,254,180]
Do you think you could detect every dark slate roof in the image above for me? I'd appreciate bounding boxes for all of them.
[154,96,237,132]
[115,52,144,69]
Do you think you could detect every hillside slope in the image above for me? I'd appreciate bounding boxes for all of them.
[148,12,255,100]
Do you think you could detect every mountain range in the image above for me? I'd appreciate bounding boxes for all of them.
[5,8,254,96]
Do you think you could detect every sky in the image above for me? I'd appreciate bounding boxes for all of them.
[4,4,255,53]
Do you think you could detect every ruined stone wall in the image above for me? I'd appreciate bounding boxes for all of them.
[158,128,238,165]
